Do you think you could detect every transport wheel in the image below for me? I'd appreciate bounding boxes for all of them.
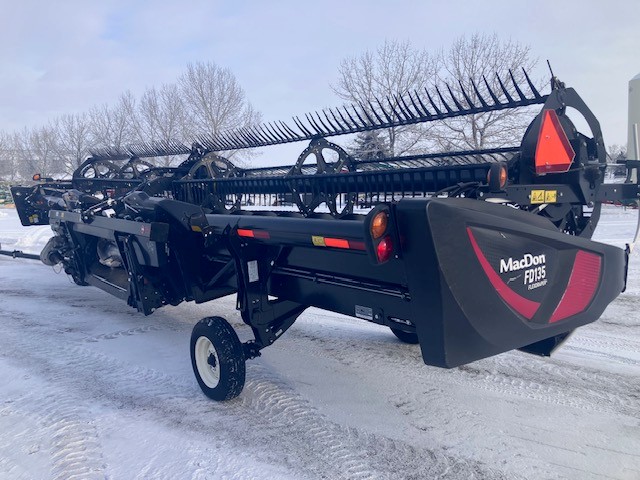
[390,327,419,344]
[190,317,246,401]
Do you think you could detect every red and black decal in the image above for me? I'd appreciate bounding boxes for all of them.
[467,226,601,323]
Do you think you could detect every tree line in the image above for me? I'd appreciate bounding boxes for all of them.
[0,62,259,180]
[0,33,621,181]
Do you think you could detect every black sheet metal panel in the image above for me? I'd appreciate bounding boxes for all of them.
[396,198,626,368]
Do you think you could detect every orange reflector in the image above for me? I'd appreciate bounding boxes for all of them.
[535,110,575,174]
[32,173,41,181]
[370,211,388,239]
[487,164,508,190]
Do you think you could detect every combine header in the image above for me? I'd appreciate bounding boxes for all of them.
[6,71,640,400]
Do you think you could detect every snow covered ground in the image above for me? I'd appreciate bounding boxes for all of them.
[0,206,639,480]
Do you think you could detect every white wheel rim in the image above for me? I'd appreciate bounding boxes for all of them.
[195,336,221,389]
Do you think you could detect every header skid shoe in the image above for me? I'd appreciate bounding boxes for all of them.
[397,198,626,368]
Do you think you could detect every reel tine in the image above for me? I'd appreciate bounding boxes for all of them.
[343,106,360,128]
[293,116,315,137]
[194,135,209,151]
[393,94,412,121]
[232,130,251,149]
[238,128,259,146]
[413,90,432,118]
[375,96,395,123]
[222,132,240,150]
[496,74,515,104]
[242,126,263,145]
[350,105,368,128]
[256,125,276,144]
[357,101,378,126]
[509,69,527,101]
[265,123,289,142]
[216,132,236,150]
[483,75,501,105]
[458,80,476,109]
[424,87,442,115]
[367,100,386,125]
[408,91,429,118]
[279,120,302,140]
[327,108,347,132]
[240,128,261,147]
[263,123,282,142]
[305,113,327,135]
[203,134,222,151]
[435,86,453,113]
[335,106,354,130]
[239,127,260,146]
[254,125,275,144]
[313,112,333,135]
[522,68,542,98]
[445,83,464,111]
[398,94,417,120]
[322,109,342,133]
[386,96,404,121]
[470,78,489,108]
[270,122,292,141]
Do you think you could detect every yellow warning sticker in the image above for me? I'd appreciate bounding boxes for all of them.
[531,190,545,204]
[544,190,557,203]
[531,189,558,204]
[312,235,326,246]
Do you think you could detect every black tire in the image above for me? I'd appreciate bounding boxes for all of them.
[390,327,419,344]
[190,317,246,401]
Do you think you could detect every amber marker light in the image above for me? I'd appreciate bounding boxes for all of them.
[370,211,388,239]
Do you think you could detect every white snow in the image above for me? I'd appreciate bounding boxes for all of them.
[0,206,639,479]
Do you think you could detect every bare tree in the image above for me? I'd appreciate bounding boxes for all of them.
[89,91,138,150]
[2,61,262,173]
[332,39,439,156]
[13,126,62,178]
[0,131,14,181]
[52,113,92,174]
[179,61,261,140]
[433,33,541,151]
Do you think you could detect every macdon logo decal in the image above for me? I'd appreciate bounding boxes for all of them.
[499,253,547,290]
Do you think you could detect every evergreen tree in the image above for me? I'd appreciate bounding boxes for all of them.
[350,130,390,160]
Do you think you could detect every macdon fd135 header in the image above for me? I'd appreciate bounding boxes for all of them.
[4,71,640,401]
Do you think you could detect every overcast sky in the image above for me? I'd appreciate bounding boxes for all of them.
[1,0,638,160]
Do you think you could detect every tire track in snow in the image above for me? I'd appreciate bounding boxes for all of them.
[0,351,106,479]
[83,324,161,343]
[274,323,640,417]
[562,344,640,366]
[0,304,508,480]
[567,330,640,356]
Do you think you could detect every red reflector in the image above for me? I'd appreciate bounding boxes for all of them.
[549,250,601,323]
[535,110,575,174]
[376,236,393,263]
[237,229,270,239]
[324,237,350,249]
[253,230,271,239]
[237,229,254,237]
[349,240,366,251]
[467,228,540,319]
